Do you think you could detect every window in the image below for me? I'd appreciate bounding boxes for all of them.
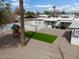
[74,29,79,36]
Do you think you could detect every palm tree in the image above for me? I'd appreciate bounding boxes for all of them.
[53,6,56,17]
[0,0,4,2]
[0,0,12,24]
[5,3,11,12]
[15,7,21,15]
[19,0,25,46]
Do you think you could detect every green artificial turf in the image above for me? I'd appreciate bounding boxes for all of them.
[25,31,57,43]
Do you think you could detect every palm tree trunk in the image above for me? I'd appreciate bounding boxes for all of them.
[19,0,25,46]
[53,6,56,17]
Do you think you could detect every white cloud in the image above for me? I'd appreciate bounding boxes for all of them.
[35,4,53,8]
[10,1,79,13]
[62,3,79,12]
[11,2,31,11]
[11,0,17,1]
[11,0,26,3]
[48,3,79,13]
[11,0,27,7]
[11,2,19,7]
[11,0,18,2]
[48,7,53,11]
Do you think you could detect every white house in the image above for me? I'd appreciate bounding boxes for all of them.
[39,14,49,18]
[43,14,74,29]
[69,21,79,45]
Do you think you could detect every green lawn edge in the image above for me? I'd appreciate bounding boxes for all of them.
[25,31,58,43]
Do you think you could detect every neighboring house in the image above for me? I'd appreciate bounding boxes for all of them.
[43,14,74,29]
[69,21,79,45]
[59,14,74,18]
[39,14,49,18]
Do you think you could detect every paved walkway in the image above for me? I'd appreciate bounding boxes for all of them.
[0,28,79,59]
[39,28,79,59]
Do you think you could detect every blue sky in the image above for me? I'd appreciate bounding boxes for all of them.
[5,0,79,12]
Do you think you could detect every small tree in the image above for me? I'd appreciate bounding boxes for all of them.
[53,6,56,17]
[5,3,11,12]
[0,10,8,25]
[43,11,50,15]
[15,7,25,15]
[36,12,40,16]
[61,11,66,14]
[0,1,11,25]
[25,11,35,18]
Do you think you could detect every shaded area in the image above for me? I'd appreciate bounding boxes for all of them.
[58,46,64,59]
[63,31,71,43]
[25,32,35,45]
[0,34,20,49]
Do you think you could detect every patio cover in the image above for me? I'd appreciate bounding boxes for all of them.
[69,21,79,29]
[55,21,61,26]
[59,20,72,23]
[43,17,58,21]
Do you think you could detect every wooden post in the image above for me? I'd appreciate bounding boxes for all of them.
[19,0,25,46]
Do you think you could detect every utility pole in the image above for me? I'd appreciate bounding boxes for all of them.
[19,0,25,46]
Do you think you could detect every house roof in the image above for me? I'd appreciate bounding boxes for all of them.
[43,17,73,22]
[43,17,59,21]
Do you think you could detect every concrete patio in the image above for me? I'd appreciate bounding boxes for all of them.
[0,28,79,59]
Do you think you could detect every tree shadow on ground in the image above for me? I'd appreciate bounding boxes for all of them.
[58,46,64,59]
[25,32,35,45]
[62,31,71,43]
[0,34,20,49]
